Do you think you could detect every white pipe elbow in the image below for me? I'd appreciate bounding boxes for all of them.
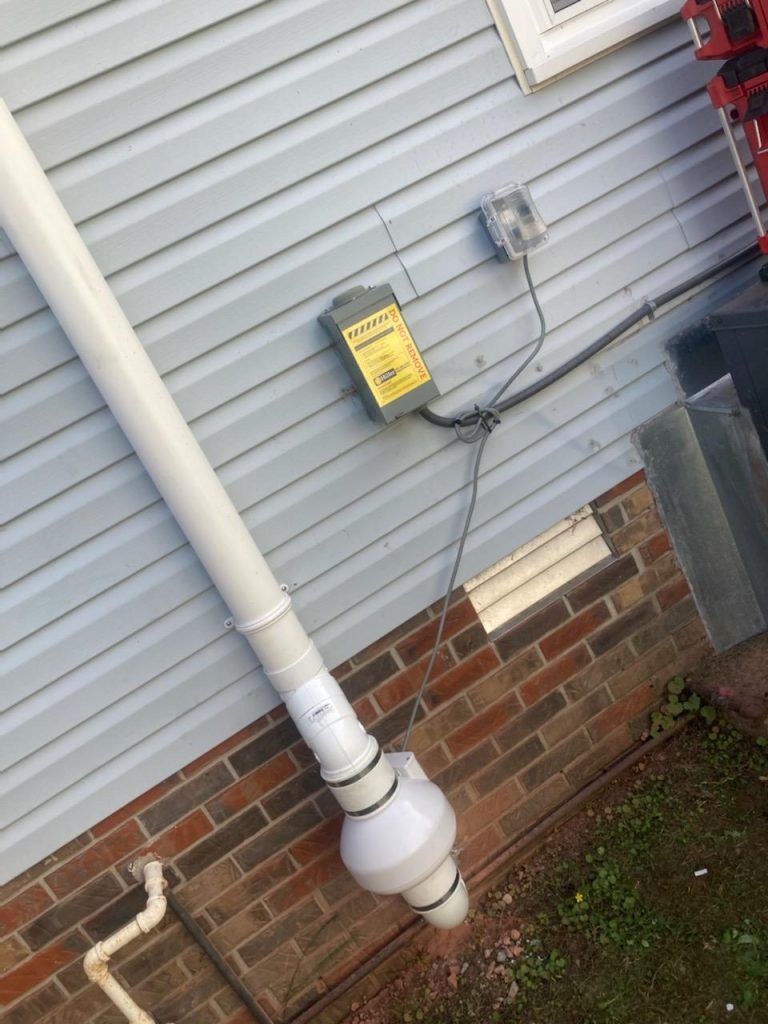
[82,860,167,1023]
[136,861,167,933]
[83,943,109,984]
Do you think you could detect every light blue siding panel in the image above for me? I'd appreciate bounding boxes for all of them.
[2,310,74,392]
[1,0,759,884]
[53,0,493,225]
[0,0,109,46]
[13,0,416,163]
[1,672,276,888]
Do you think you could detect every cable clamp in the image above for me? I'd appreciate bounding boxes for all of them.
[478,406,501,434]
[454,405,501,443]
[644,299,658,320]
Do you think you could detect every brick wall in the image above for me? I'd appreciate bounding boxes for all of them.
[0,472,712,1024]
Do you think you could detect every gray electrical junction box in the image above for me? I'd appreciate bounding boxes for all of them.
[319,284,439,424]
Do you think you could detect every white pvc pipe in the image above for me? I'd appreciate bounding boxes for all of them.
[83,861,167,1024]
[0,100,467,929]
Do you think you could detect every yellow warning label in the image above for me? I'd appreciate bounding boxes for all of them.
[341,303,431,408]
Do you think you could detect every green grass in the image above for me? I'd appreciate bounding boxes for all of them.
[389,716,768,1024]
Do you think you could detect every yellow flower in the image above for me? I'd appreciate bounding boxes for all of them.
[575,892,585,904]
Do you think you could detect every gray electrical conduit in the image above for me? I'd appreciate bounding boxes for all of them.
[165,889,271,1024]
[419,242,760,431]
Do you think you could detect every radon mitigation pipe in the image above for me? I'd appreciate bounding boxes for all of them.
[83,859,168,1023]
[0,102,467,930]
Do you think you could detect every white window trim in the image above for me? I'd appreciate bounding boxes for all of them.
[487,0,679,92]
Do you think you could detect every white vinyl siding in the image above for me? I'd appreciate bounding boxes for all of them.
[0,1,756,882]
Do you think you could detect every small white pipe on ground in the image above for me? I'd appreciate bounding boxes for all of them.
[83,859,168,1024]
[0,100,467,930]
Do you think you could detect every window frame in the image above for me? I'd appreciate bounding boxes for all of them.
[486,0,679,92]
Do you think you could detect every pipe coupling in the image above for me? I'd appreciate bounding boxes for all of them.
[235,593,292,636]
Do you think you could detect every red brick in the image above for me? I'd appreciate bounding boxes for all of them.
[450,622,489,661]
[45,820,146,899]
[519,645,592,706]
[539,602,611,660]
[459,824,503,872]
[266,852,345,916]
[472,735,545,797]
[181,723,263,778]
[566,555,638,613]
[565,725,633,789]
[595,470,645,507]
[206,899,273,956]
[589,600,656,657]
[21,873,122,951]
[599,503,625,533]
[433,739,496,794]
[621,483,654,519]
[446,693,521,757]
[331,660,354,679]
[395,599,477,664]
[353,697,379,728]
[351,610,430,666]
[493,599,570,662]
[91,774,181,838]
[340,652,400,703]
[205,752,296,824]
[140,763,234,835]
[461,778,524,835]
[289,817,342,866]
[424,646,501,708]
[420,744,450,776]
[564,642,635,701]
[608,640,677,700]
[206,855,294,926]
[639,531,672,566]
[500,774,573,838]
[588,684,658,742]
[657,577,690,610]
[177,859,241,912]
[0,836,94,907]
[611,569,658,613]
[470,648,544,711]
[674,617,709,653]
[0,932,88,1003]
[2,982,64,1024]
[152,809,214,858]
[611,510,662,555]
[234,805,321,876]
[179,804,270,877]
[0,936,29,974]
[410,697,473,752]
[519,732,591,791]
[0,884,53,938]
[541,686,612,747]
[374,646,454,713]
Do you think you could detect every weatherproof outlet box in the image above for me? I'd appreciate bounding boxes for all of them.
[319,284,439,424]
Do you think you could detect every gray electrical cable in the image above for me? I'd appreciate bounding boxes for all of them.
[399,433,489,751]
[400,256,546,751]
[401,242,760,752]
[420,242,759,431]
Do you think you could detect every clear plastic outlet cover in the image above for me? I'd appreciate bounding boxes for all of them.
[480,182,549,261]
